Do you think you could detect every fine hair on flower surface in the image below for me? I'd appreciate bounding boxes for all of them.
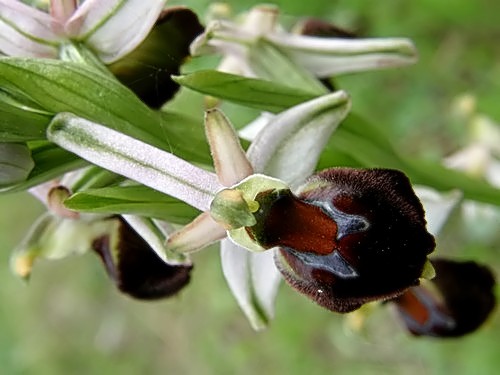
[0,2,499,373]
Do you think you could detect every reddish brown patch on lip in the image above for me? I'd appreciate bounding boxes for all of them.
[248,190,338,255]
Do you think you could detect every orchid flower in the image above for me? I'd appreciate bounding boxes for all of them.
[46,91,350,328]
[0,0,166,63]
[191,4,417,83]
[44,89,436,330]
[392,257,496,337]
[385,98,500,337]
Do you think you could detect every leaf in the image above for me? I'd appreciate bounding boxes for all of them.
[248,40,327,95]
[0,57,168,149]
[158,110,211,165]
[0,92,52,142]
[0,141,86,193]
[65,185,199,224]
[173,70,317,113]
[403,158,500,206]
[317,114,500,206]
[69,166,125,192]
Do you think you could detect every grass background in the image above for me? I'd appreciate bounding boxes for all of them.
[1,0,499,374]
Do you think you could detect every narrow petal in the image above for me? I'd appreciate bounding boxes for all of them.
[47,113,223,211]
[66,0,167,63]
[220,239,281,330]
[47,185,80,219]
[205,108,253,186]
[247,91,350,188]
[268,33,418,77]
[166,212,226,253]
[50,0,77,33]
[0,0,59,57]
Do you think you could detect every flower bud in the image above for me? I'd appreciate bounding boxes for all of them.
[0,142,34,185]
[392,258,496,337]
[249,168,435,312]
[92,218,192,300]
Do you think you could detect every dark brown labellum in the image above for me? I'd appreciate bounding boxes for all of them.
[253,168,435,313]
[393,258,496,337]
[92,218,192,300]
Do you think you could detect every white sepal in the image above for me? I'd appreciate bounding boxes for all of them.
[247,91,350,188]
[269,33,418,77]
[47,113,223,211]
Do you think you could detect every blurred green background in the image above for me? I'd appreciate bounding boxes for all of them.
[1,0,499,374]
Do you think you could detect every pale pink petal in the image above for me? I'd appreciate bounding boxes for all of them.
[66,0,166,63]
[0,0,59,57]
[205,109,253,186]
[166,212,226,253]
[50,0,77,33]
